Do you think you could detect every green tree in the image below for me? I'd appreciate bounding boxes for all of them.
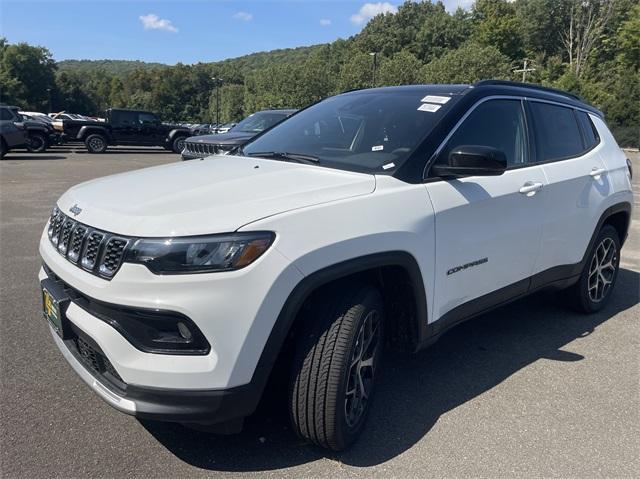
[216,84,245,122]
[472,0,525,59]
[0,41,57,109]
[423,42,512,83]
[377,51,425,85]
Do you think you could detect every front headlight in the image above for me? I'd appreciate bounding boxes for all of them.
[124,231,274,274]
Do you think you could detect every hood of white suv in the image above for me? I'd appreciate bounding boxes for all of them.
[56,155,376,237]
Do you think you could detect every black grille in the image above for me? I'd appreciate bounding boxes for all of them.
[99,238,127,277]
[68,225,87,263]
[57,218,76,255]
[47,208,129,280]
[81,232,104,270]
[74,336,124,383]
[184,141,217,156]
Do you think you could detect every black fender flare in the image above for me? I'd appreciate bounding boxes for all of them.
[247,251,428,402]
[77,126,111,142]
[25,125,49,134]
[167,129,190,144]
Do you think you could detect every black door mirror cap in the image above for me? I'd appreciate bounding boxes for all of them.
[431,145,508,178]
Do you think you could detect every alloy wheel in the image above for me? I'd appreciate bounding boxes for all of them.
[89,137,105,151]
[344,309,381,428]
[587,237,617,303]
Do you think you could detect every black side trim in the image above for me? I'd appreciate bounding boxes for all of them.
[126,382,258,423]
[249,252,428,401]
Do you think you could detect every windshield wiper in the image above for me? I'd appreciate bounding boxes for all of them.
[246,151,320,165]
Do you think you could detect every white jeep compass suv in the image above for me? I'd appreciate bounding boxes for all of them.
[39,81,633,451]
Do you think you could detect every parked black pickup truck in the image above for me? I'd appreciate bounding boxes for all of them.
[63,108,192,153]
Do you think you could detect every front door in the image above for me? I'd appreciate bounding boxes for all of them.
[425,98,547,321]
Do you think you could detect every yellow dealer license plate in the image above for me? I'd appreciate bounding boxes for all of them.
[42,287,63,334]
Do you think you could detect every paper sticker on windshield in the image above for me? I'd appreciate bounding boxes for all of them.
[418,103,441,113]
[382,162,395,170]
[421,95,450,104]
[372,145,384,152]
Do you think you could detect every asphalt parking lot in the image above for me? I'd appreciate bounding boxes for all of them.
[1,145,638,478]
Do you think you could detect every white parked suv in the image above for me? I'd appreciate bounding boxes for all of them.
[39,81,633,451]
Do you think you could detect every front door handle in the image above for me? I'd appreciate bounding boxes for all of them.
[590,167,607,179]
[519,181,544,196]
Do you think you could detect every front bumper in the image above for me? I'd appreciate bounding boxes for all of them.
[48,326,259,423]
[181,150,203,161]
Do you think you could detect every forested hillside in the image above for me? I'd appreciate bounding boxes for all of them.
[1,0,638,146]
[57,59,167,75]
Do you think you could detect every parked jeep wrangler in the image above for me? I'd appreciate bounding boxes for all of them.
[62,108,192,153]
[40,81,633,451]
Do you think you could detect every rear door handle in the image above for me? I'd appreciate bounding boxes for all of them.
[519,181,544,196]
[590,167,607,179]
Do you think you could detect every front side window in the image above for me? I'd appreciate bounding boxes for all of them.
[242,90,451,173]
[529,102,584,161]
[437,99,528,167]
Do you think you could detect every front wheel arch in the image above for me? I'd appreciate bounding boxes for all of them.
[247,251,428,410]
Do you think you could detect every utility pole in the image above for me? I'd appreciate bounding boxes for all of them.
[211,77,223,130]
[46,88,52,113]
[369,52,377,88]
[513,59,536,82]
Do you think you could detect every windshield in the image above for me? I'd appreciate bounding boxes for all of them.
[241,90,451,173]
[234,112,288,133]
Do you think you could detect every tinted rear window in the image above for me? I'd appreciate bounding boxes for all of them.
[529,102,584,162]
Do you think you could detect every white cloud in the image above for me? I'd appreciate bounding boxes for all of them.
[233,11,253,21]
[350,2,397,25]
[139,13,178,33]
[441,0,475,12]
[320,19,332,27]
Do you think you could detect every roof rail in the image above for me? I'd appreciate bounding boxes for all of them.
[474,80,584,102]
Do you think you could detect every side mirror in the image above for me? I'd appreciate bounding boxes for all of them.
[431,145,507,178]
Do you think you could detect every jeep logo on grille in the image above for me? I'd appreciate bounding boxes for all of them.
[69,204,82,216]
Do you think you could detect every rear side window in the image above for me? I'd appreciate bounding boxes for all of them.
[576,111,599,150]
[438,99,528,167]
[529,102,584,161]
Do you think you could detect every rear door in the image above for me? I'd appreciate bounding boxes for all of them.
[110,110,139,144]
[137,112,164,145]
[425,98,547,321]
[526,101,610,276]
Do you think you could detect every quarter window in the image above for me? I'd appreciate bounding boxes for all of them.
[576,110,599,150]
[529,102,584,161]
[438,99,528,167]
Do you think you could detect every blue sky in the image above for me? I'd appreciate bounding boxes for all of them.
[0,1,473,64]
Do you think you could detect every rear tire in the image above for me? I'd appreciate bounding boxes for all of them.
[172,136,186,154]
[289,282,384,451]
[85,134,108,153]
[0,139,6,159]
[26,132,47,153]
[568,225,621,313]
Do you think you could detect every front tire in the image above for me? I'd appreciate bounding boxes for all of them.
[172,136,186,154]
[290,282,384,451]
[85,134,108,153]
[568,225,621,313]
[26,132,47,153]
